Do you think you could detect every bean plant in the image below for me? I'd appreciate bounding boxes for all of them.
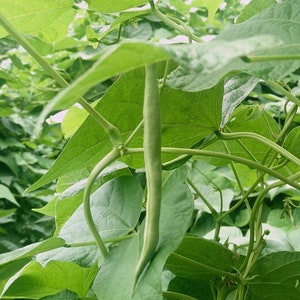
[1,0,300,299]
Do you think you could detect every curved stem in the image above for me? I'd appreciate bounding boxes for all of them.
[162,291,199,300]
[83,148,121,258]
[149,1,202,43]
[266,81,300,107]
[216,131,300,166]
[0,12,122,146]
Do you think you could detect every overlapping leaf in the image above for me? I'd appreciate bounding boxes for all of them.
[29,71,223,191]
[87,0,149,13]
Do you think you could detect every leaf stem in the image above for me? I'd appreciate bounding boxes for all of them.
[243,54,300,63]
[216,131,300,166]
[149,1,202,43]
[0,12,122,146]
[83,148,121,258]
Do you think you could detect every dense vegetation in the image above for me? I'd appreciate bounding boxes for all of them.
[1,0,300,299]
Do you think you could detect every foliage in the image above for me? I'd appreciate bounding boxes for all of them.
[1,0,300,299]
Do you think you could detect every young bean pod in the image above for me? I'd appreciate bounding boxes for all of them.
[134,63,162,288]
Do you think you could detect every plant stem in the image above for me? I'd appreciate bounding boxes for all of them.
[149,0,202,43]
[266,81,300,107]
[216,131,300,166]
[83,148,121,258]
[243,54,300,63]
[0,12,122,146]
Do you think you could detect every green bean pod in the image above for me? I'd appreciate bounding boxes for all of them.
[134,63,162,288]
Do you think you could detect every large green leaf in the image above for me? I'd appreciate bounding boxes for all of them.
[87,0,149,13]
[0,0,75,42]
[58,175,143,243]
[133,166,194,299]
[166,235,237,280]
[248,251,300,300]
[167,0,300,92]
[93,166,194,299]
[283,127,300,158]
[1,260,97,299]
[29,71,223,191]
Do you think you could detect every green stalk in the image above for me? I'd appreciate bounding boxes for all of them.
[83,148,121,258]
[243,54,300,63]
[216,131,300,166]
[0,12,122,146]
[134,64,162,289]
[149,1,202,43]
[266,81,300,107]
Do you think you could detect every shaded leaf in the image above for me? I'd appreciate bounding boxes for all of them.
[283,127,300,158]
[248,252,300,300]
[0,184,19,206]
[166,235,236,280]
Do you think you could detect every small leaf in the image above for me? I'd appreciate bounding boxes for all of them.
[192,0,224,24]
[0,184,19,206]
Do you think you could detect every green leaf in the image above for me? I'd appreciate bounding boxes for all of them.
[166,235,237,280]
[87,0,149,13]
[58,176,143,244]
[248,252,300,300]
[222,74,260,127]
[40,289,78,300]
[203,105,280,166]
[0,0,76,42]
[61,105,88,138]
[93,235,139,299]
[0,238,65,266]
[93,166,194,299]
[283,127,300,158]
[167,276,213,300]
[29,71,223,191]
[0,258,32,295]
[236,0,276,24]
[40,42,169,113]
[192,0,223,24]
[0,184,19,206]
[1,260,97,298]
[165,35,280,92]
[133,166,194,299]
